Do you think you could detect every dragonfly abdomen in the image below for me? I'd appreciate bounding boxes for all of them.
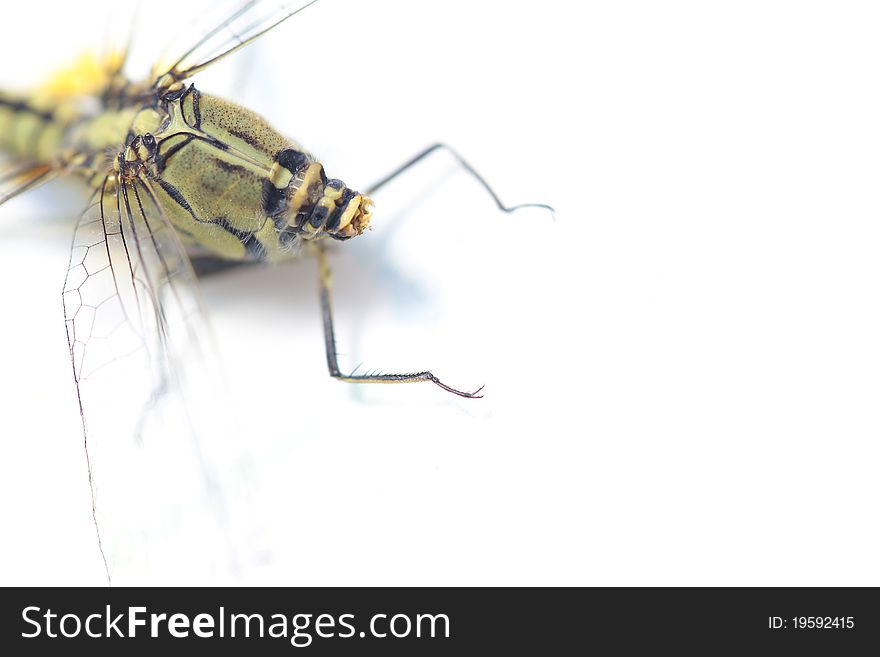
[0,93,71,163]
[0,90,142,185]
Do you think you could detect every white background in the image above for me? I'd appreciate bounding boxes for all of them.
[1,0,879,585]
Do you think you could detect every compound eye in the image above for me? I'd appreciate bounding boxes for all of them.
[143,133,156,148]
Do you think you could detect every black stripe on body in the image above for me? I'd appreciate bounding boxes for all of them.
[179,85,203,129]
[99,77,135,110]
[191,88,202,129]
[212,158,250,176]
[214,216,265,259]
[278,226,300,248]
[226,126,261,149]
[308,203,329,229]
[262,178,287,228]
[190,254,257,277]
[276,148,309,173]
[0,97,53,122]
[324,188,357,232]
[261,148,311,226]
[155,134,195,172]
[157,179,198,219]
[157,178,264,259]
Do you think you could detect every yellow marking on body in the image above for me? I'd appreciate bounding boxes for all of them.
[336,197,360,233]
[132,109,162,136]
[268,161,293,189]
[154,73,181,93]
[323,185,343,201]
[339,196,373,238]
[290,163,323,214]
[38,51,124,99]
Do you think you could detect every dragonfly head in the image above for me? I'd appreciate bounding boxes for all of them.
[115,133,160,179]
[268,154,373,242]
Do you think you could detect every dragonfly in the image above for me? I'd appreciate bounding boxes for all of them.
[0,0,552,583]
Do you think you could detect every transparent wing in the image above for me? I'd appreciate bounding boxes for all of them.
[152,0,320,83]
[62,174,263,584]
[0,160,57,206]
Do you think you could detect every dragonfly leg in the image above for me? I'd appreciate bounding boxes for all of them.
[314,243,483,399]
[365,142,555,217]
